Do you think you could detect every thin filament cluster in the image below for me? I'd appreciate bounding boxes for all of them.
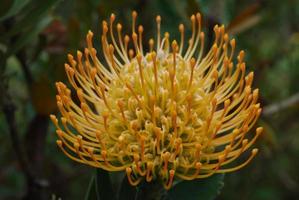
[50,11,262,189]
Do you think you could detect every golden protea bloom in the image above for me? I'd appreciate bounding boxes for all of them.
[50,11,263,189]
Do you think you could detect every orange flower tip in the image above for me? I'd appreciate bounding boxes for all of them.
[91,68,97,77]
[195,162,202,169]
[230,38,236,46]
[242,139,248,146]
[242,124,249,132]
[239,50,245,57]
[91,48,97,55]
[130,120,139,130]
[218,154,226,162]
[190,57,196,67]
[224,33,229,42]
[195,143,201,149]
[253,88,259,95]
[124,35,130,42]
[190,14,195,22]
[212,70,218,79]
[102,24,108,33]
[64,63,70,69]
[212,43,218,50]
[87,30,94,37]
[50,114,57,122]
[57,101,63,108]
[224,99,231,107]
[254,103,260,109]
[149,38,154,45]
[118,135,124,142]
[256,127,264,135]
[95,131,101,139]
[136,53,142,61]
[56,140,63,146]
[117,99,124,107]
[88,147,94,154]
[156,15,161,23]
[212,98,217,106]
[55,96,61,102]
[225,145,232,151]
[117,23,122,31]
[132,11,137,18]
[147,162,153,168]
[245,86,251,94]
[164,32,169,38]
[110,13,116,21]
[76,87,83,95]
[179,24,184,32]
[252,148,259,155]
[169,169,175,176]
[164,152,171,159]
[108,45,114,53]
[196,12,201,20]
[138,25,144,33]
[74,142,80,149]
[56,130,63,137]
[84,48,89,54]
[171,40,178,49]
[67,54,73,60]
[152,51,157,57]
[240,63,246,71]
[77,50,82,57]
[76,135,82,142]
[132,32,138,41]
[200,32,205,39]
[176,138,182,144]
[134,153,140,161]
[61,117,67,124]
[102,111,110,118]
[220,25,225,33]
[126,167,132,174]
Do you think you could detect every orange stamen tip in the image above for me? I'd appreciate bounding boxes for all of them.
[256,127,264,134]
[56,130,63,137]
[50,114,57,121]
[169,169,175,176]
[132,11,137,18]
[196,13,201,20]
[190,15,195,21]
[110,13,116,21]
[252,148,259,155]
[138,25,144,33]
[56,140,63,146]
[156,15,161,23]
[87,31,94,39]
[126,167,132,174]
[196,162,202,169]
[117,23,122,30]
[179,24,184,32]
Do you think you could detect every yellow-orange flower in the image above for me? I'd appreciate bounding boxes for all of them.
[50,11,263,189]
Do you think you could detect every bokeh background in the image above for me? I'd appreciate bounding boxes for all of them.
[1,0,299,199]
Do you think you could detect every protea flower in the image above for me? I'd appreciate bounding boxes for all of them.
[50,11,262,189]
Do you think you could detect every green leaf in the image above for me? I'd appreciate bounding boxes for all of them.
[7,16,52,55]
[118,176,137,200]
[0,0,31,21]
[95,168,117,200]
[84,175,97,200]
[2,0,60,38]
[167,174,224,200]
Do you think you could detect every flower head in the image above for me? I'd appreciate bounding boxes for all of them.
[50,11,262,189]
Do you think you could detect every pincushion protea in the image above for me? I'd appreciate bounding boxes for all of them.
[50,11,263,189]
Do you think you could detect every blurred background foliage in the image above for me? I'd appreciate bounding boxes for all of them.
[0,0,299,199]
